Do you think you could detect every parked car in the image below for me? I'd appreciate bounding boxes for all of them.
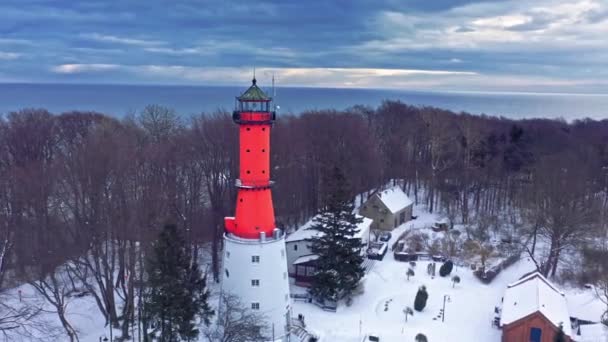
[379,232,391,242]
[362,334,380,342]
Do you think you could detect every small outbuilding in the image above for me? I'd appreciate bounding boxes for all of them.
[359,187,413,231]
[500,272,572,342]
[285,216,372,287]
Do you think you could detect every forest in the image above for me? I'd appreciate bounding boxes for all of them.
[1,101,607,339]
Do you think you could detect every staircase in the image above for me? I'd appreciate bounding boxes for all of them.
[362,258,376,273]
[291,319,319,342]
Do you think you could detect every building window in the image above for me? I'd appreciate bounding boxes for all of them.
[252,255,260,263]
[225,269,229,278]
[226,251,230,258]
[296,265,306,276]
[400,211,406,224]
[380,219,384,223]
[394,218,398,228]
[251,279,260,287]
[251,302,260,310]
[529,327,542,342]
[294,244,298,251]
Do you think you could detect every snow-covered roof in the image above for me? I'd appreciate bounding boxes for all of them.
[577,323,608,342]
[285,216,372,243]
[293,254,319,265]
[500,272,572,337]
[376,187,413,214]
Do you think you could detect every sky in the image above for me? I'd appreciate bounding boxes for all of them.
[0,0,607,93]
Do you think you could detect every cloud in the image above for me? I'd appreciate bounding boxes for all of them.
[81,33,165,47]
[0,52,21,60]
[0,0,606,93]
[51,64,120,74]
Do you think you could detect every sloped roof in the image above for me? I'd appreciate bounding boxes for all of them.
[376,187,413,214]
[577,323,608,342]
[293,254,319,265]
[501,272,572,337]
[237,78,270,101]
[285,216,372,243]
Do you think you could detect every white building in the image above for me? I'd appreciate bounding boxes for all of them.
[284,216,372,286]
[222,230,291,339]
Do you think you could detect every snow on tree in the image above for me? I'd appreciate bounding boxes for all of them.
[308,167,365,302]
[414,285,429,312]
[407,268,415,281]
[143,224,214,341]
[204,293,269,342]
[554,322,566,342]
[452,275,461,288]
[403,306,414,322]
[439,260,453,277]
[581,247,608,323]
[415,332,428,342]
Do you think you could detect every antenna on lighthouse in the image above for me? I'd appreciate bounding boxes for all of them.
[272,73,280,112]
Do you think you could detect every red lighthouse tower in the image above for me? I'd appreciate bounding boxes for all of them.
[221,78,291,340]
[224,77,276,239]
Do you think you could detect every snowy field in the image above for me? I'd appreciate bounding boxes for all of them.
[2,206,606,341]
[291,256,604,342]
[289,208,606,342]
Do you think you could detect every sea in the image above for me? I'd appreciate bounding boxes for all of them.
[0,83,607,121]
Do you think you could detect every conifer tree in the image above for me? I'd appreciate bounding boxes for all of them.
[308,167,365,302]
[554,323,566,342]
[143,224,214,341]
[414,286,428,312]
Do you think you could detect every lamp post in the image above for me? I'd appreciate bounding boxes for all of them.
[442,295,451,322]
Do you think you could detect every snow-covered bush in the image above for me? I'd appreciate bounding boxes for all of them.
[414,285,428,311]
[407,268,415,281]
[439,260,453,277]
[415,333,428,342]
[452,275,461,288]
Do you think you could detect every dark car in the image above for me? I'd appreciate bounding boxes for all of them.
[378,232,391,242]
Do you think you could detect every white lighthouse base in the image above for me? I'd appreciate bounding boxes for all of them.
[221,231,291,341]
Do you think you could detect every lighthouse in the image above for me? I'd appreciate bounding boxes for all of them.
[222,77,291,340]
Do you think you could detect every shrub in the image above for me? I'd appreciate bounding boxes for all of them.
[439,260,454,277]
[414,285,428,311]
[452,275,461,287]
[407,268,415,280]
[415,333,428,342]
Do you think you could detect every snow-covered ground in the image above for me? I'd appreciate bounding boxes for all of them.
[289,206,606,342]
[1,205,606,341]
[292,256,604,342]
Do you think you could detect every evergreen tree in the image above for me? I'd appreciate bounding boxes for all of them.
[144,224,214,341]
[415,333,428,342]
[554,323,566,342]
[439,260,453,277]
[414,286,429,312]
[308,167,365,302]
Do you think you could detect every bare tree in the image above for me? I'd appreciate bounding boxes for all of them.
[191,112,237,282]
[29,265,79,342]
[205,293,270,342]
[0,291,60,342]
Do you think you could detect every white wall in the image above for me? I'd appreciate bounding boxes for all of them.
[285,240,313,276]
[222,233,291,340]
